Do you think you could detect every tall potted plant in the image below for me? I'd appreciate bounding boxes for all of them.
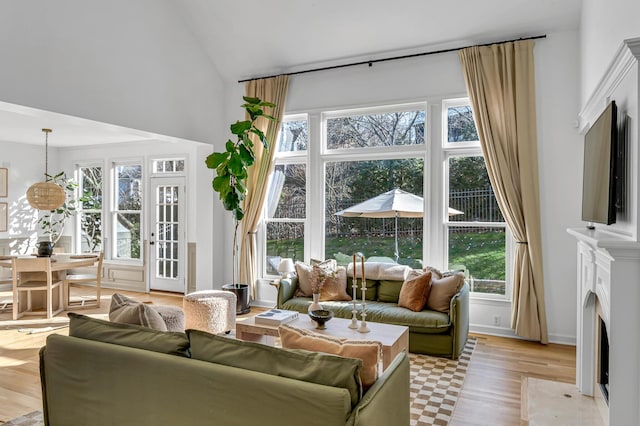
[206,96,275,314]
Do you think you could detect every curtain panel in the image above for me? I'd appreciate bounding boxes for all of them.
[459,40,548,343]
[240,75,289,299]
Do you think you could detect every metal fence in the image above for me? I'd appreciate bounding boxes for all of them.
[270,187,502,240]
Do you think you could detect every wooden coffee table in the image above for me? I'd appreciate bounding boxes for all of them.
[235,314,409,371]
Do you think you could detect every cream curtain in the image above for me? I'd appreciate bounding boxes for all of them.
[459,40,548,343]
[239,75,289,298]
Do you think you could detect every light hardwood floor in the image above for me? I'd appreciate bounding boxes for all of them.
[0,288,576,424]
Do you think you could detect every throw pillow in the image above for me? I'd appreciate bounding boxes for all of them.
[426,272,465,313]
[68,312,190,357]
[398,270,432,312]
[278,324,382,390]
[295,259,341,297]
[109,293,168,331]
[319,267,352,302]
[187,329,363,406]
[424,265,443,280]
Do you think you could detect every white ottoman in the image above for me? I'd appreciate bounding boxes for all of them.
[183,290,236,334]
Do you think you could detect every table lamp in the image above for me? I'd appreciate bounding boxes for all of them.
[278,258,295,278]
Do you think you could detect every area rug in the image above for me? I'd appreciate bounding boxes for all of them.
[410,338,476,426]
[2,338,476,426]
[0,411,43,426]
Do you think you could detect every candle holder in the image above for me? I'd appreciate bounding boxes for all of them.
[349,253,359,329]
[358,265,370,333]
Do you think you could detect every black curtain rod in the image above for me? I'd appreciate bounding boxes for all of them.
[238,34,546,83]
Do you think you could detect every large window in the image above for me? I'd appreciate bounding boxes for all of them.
[264,99,510,299]
[444,99,507,297]
[113,163,142,260]
[77,166,103,252]
[264,117,308,275]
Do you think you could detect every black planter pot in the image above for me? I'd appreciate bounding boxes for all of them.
[36,241,54,257]
[222,283,251,315]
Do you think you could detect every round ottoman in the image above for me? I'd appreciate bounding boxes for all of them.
[183,290,237,334]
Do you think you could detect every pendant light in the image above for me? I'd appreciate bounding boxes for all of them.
[26,128,66,210]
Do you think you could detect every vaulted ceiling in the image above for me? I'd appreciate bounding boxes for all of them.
[1,0,582,147]
[176,0,582,82]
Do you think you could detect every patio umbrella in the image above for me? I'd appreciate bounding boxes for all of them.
[335,188,463,261]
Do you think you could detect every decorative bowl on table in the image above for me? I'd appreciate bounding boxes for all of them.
[308,309,333,329]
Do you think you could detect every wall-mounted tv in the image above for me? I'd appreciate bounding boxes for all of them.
[581,100,617,226]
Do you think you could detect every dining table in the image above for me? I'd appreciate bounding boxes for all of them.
[0,253,100,314]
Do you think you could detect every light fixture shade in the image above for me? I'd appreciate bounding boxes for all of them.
[26,181,66,210]
[278,258,295,275]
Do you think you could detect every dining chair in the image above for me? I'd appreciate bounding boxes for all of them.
[12,257,64,320]
[64,252,104,309]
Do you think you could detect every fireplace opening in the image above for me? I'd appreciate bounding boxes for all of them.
[598,317,609,403]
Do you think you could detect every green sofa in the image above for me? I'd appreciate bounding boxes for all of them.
[277,271,469,359]
[39,314,410,426]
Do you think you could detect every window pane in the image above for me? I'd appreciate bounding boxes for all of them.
[448,156,503,222]
[116,165,142,210]
[326,158,424,267]
[267,164,306,219]
[116,213,141,259]
[266,222,304,275]
[80,212,102,252]
[80,167,102,209]
[447,105,478,142]
[448,226,505,295]
[327,109,425,149]
[278,120,308,152]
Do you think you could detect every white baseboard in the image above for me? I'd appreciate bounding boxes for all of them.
[471,324,576,346]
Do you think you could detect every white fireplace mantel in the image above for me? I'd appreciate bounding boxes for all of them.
[568,228,640,425]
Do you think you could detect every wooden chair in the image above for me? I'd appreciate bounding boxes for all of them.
[64,252,104,309]
[0,256,16,311]
[12,257,64,320]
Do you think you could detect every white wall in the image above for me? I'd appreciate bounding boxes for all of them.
[580,0,640,104]
[229,32,583,343]
[0,141,50,249]
[0,0,224,145]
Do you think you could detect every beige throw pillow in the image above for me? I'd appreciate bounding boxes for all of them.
[294,262,314,297]
[319,267,352,302]
[279,324,382,390]
[426,273,465,313]
[398,270,432,312]
[109,293,168,331]
[295,260,347,298]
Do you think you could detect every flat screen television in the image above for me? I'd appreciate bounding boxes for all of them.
[581,100,618,226]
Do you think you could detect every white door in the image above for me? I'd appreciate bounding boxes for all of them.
[149,177,185,293]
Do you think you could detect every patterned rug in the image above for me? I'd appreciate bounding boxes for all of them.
[410,338,476,426]
[2,338,476,426]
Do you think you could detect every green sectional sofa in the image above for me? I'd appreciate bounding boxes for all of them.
[277,266,469,359]
[40,313,410,426]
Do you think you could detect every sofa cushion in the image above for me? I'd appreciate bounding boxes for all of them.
[378,280,403,303]
[109,293,168,331]
[427,273,465,313]
[281,299,452,333]
[319,267,352,302]
[68,312,190,357]
[347,277,378,301]
[278,324,381,390]
[398,270,432,312]
[187,329,363,406]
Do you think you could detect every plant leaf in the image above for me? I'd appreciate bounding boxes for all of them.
[206,152,228,169]
[230,120,252,136]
